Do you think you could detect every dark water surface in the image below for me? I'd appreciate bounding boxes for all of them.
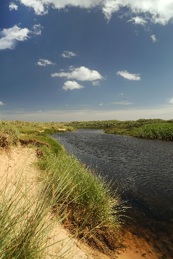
[53,129,173,223]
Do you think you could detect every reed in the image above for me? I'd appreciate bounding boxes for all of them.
[134,123,173,140]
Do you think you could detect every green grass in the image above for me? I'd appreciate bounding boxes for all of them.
[0,119,125,255]
[0,175,53,259]
[38,148,123,246]
[134,123,173,140]
[66,119,173,141]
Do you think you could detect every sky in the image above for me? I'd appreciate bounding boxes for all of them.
[1,0,173,122]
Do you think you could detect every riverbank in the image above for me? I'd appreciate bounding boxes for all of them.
[0,120,173,258]
[0,146,167,258]
[66,119,173,141]
[55,128,173,258]
[0,120,121,257]
[0,146,112,258]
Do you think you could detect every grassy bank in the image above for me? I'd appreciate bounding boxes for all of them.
[0,120,123,257]
[0,180,52,259]
[38,148,122,249]
[66,119,173,141]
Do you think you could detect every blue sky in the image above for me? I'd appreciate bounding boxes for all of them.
[1,0,173,122]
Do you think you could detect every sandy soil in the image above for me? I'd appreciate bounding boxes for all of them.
[0,147,109,259]
[0,146,170,258]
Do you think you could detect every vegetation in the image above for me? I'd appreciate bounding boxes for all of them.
[0,120,124,257]
[0,183,52,259]
[2,117,172,257]
[134,123,173,140]
[38,149,122,246]
[66,119,173,141]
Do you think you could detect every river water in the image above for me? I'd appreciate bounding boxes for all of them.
[53,129,173,223]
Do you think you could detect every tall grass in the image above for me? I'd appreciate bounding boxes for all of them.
[38,148,122,244]
[0,174,53,258]
[134,123,173,140]
[0,120,124,255]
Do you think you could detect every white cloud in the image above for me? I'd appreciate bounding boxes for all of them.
[112,101,133,105]
[61,51,77,58]
[0,101,4,106]
[117,70,141,81]
[18,0,173,25]
[51,66,103,81]
[102,0,173,24]
[9,2,18,11]
[19,0,47,15]
[63,81,84,91]
[0,25,30,50]
[128,16,147,26]
[32,24,42,35]
[0,24,42,50]
[42,0,101,9]
[37,58,55,66]
[19,0,101,15]
[168,97,173,104]
[151,34,157,43]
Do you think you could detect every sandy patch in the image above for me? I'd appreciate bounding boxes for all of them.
[116,229,159,259]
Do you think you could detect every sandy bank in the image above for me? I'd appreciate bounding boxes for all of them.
[0,146,167,258]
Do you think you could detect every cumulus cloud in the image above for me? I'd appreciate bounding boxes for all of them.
[117,70,141,81]
[0,25,30,50]
[19,0,173,25]
[112,101,133,105]
[42,0,101,10]
[102,0,173,24]
[151,34,157,43]
[0,24,42,50]
[0,101,4,106]
[63,80,84,91]
[128,16,147,26]
[19,0,47,15]
[9,2,18,11]
[61,51,77,58]
[51,66,103,81]
[37,58,55,66]
[19,0,101,15]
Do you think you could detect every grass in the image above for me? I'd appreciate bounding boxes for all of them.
[0,118,172,256]
[0,119,125,256]
[134,123,173,140]
[0,122,20,148]
[66,119,173,141]
[0,170,53,259]
[38,149,122,240]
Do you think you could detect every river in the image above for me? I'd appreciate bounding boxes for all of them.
[54,129,173,222]
[53,129,173,256]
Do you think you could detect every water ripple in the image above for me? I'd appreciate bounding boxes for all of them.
[54,129,173,221]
